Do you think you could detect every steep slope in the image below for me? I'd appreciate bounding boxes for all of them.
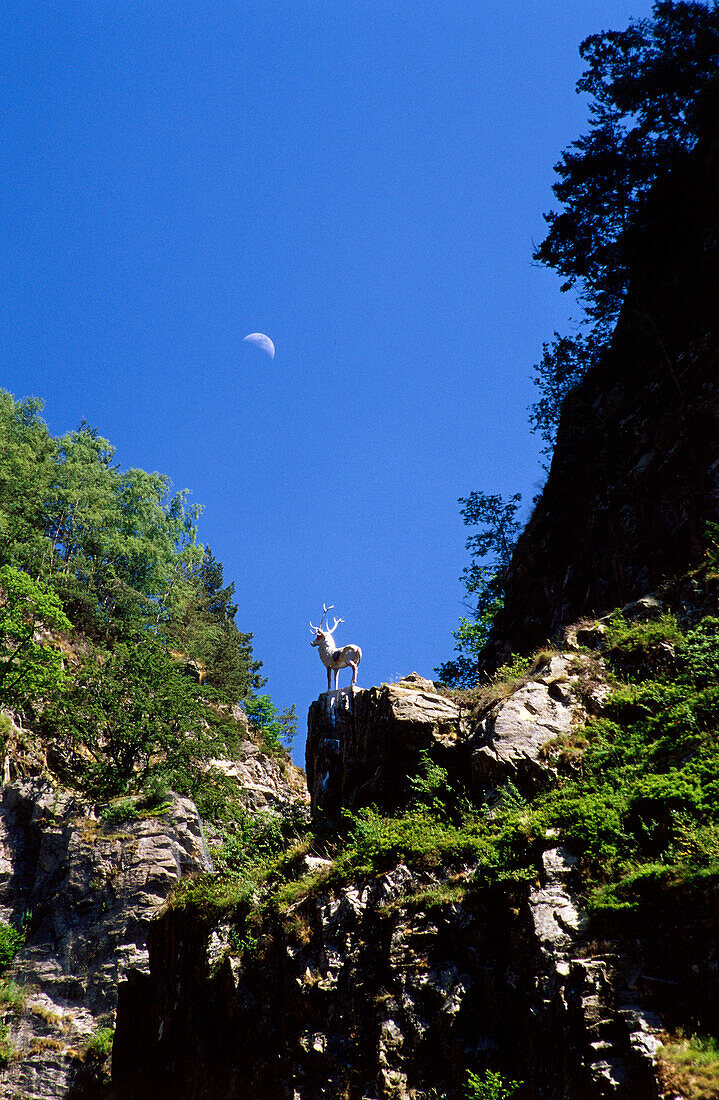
[488,135,719,663]
[0,709,307,1100]
[113,581,719,1098]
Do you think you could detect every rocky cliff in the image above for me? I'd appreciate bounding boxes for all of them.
[488,136,719,664]
[112,636,719,1099]
[0,710,307,1100]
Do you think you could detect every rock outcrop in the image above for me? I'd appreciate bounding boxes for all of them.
[306,674,465,815]
[471,653,598,793]
[113,852,665,1100]
[307,658,595,815]
[0,778,212,1100]
[113,655,699,1100]
[0,707,308,1100]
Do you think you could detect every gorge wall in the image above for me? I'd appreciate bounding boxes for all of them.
[113,659,719,1099]
[0,712,307,1100]
[488,135,719,663]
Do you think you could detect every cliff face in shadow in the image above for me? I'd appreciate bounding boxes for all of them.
[488,134,719,663]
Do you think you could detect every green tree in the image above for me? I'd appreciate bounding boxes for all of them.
[0,566,72,709]
[0,392,55,577]
[41,638,221,797]
[530,1,719,446]
[437,493,521,687]
[168,547,264,700]
[245,694,297,754]
[44,422,204,635]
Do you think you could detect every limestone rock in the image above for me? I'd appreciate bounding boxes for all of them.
[0,780,212,1100]
[208,751,309,813]
[471,654,588,794]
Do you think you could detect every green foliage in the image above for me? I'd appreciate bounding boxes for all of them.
[0,389,263,699]
[464,1068,522,1100]
[100,799,139,830]
[0,566,71,709]
[140,773,170,810]
[40,638,223,798]
[167,547,264,700]
[409,753,454,819]
[438,492,522,688]
[0,393,56,579]
[493,653,532,684]
[492,781,527,816]
[0,1023,15,1068]
[84,1027,114,1061]
[334,805,507,885]
[530,2,719,447]
[245,694,297,753]
[42,420,204,635]
[0,979,27,1015]
[0,921,24,972]
[658,1031,719,1099]
[211,805,298,876]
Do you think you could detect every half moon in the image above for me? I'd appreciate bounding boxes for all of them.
[243,332,275,359]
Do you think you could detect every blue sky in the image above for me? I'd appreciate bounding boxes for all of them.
[2,1,655,764]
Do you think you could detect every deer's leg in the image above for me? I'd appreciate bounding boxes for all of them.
[348,660,358,685]
[333,667,339,690]
[326,666,332,691]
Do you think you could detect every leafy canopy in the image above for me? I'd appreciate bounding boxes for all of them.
[0,566,71,709]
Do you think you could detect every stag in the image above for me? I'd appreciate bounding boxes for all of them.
[310,604,362,690]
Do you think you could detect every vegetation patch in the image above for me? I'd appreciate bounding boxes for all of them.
[83,1026,114,1062]
[658,1033,719,1099]
[0,920,25,972]
[0,980,26,1015]
[0,1023,16,1067]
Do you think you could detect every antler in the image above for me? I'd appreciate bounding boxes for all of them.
[327,616,344,634]
[310,604,335,635]
[321,603,334,630]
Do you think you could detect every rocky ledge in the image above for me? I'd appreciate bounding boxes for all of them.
[306,657,599,815]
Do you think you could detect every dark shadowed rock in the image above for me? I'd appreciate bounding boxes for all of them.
[487,139,719,665]
[306,677,465,815]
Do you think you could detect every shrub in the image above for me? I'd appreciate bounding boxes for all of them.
[465,1068,522,1099]
[0,921,24,971]
[0,1023,15,1067]
[84,1026,114,1061]
[140,774,170,810]
[0,979,26,1014]
[100,799,138,830]
[244,694,297,753]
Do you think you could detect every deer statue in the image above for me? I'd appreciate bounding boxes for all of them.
[309,604,362,691]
